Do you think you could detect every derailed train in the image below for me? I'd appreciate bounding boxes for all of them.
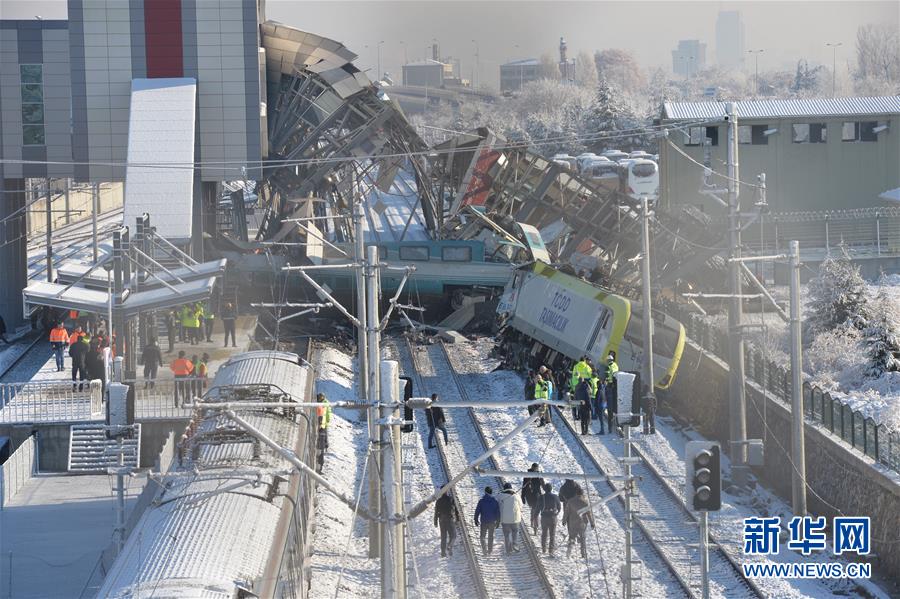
[98,351,317,599]
[498,262,686,389]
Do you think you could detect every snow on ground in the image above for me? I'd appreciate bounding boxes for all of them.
[309,345,379,599]
[445,337,891,599]
[701,274,900,431]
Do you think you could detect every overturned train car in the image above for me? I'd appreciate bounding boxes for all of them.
[97,351,316,599]
[498,262,685,389]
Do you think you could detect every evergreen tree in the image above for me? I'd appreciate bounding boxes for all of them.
[864,291,900,377]
[805,248,869,340]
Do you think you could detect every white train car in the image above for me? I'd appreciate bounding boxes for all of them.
[97,351,316,599]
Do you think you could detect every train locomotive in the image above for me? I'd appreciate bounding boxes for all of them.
[497,262,685,389]
[97,351,316,598]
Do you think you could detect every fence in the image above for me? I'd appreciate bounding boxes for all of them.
[128,377,207,420]
[677,308,900,475]
[0,379,103,424]
[1,434,37,508]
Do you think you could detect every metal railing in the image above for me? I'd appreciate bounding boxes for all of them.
[0,434,37,508]
[129,377,207,420]
[0,379,103,423]
[674,306,900,475]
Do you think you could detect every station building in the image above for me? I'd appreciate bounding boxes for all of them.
[659,97,900,214]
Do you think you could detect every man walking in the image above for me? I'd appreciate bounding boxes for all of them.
[316,393,332,473]
[522,463,544,535]
[524,370,536,417]
[474,486,501,555]
[575,377,592,435]
[498,482,523,554]
[565,489,595,559]
[49,322,69,371]
[539,483,561,556]
[203,303,215,342]
[221,302,237,347]
[426,393,448,449]
[141,339,163,389]
[559,479,582,514]
[605,352,619,434]
[69,333,89,391]
[434,490,458,557]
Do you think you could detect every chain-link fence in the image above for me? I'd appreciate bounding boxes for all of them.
[677,307,900,474]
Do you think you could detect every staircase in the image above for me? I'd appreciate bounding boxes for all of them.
[68,424,141,473]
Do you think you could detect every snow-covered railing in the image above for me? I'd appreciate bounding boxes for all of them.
[1,434,37,508]
[679,308,900,474]
[0,379,103,423]
[126,377,206,420]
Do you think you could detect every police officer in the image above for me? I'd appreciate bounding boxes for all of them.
[533,375,550,426]
[605,351,619,434]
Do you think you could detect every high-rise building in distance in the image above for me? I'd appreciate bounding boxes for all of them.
[716,10,745,69]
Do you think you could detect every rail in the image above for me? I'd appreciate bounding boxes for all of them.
[0,333,43,382]
[0,433,37,508]
[400,338,488,599]
[552,407,762,599]
[676,307,900,474]
[0,379,102,423]
[432,340,557,599]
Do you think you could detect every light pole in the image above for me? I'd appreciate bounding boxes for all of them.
[747,49,764,97]
[376,40,384,81]
[471,39,480,89]
[825,42,842,96]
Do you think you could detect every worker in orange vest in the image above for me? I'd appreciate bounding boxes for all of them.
[170,350,194,407]
[68,325,84,347]
[49,322,69,372]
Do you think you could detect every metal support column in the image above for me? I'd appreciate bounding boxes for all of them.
[366,244,382,558]
[726,103,749,488]
[699,511,710,599]
[623,422,634,599]
[45,178,53,282]
[789,240,807,516]
[92,182,99,263]
[354,203,369,401]
[640,195,656,434]
[380,361,406,599]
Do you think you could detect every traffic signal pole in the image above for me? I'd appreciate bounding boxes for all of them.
[699,511,710,599]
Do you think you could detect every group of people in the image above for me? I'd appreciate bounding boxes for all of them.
[168,350,210,406]
[438,462,596,560]
[570,351,621,436]
[48,322,108,391]
[162,302,237,353]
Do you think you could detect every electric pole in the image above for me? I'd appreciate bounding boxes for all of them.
[640,195,656,434]
[45,178,52,282]
[726,102,749,489]
[366,244,383,558]
[92,182,99,263]
[789,240,807,516]
[354,202,369,401]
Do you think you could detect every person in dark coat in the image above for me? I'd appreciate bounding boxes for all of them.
[141,340,163,389]
[69,335,89,391]
[559,479,583,521]
[565,489,595,558]
[426,394,448,449]
[0,314,8,344]
[575,378,592,435]
[524,370,536,416]
[221,302,237,348]
[434,489,458,557]
[539,483,561,555]
[84,341,106,393]
[521,463,544,535]
[165,310,177,353]
[474,486,501,555]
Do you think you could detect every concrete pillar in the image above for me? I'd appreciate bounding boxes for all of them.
[1,179,28,329]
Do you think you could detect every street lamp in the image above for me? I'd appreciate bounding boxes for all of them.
[825,42,842,97]
[747,49,764,97]
[471,39,480,89]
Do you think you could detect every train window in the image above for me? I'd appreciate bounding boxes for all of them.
[793,123,827,143]
[399,246,429,261]
[441,246,472,262]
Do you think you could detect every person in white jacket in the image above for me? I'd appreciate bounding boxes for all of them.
[498,482,523,554]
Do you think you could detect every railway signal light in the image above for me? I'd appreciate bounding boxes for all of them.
[685,441,721,512]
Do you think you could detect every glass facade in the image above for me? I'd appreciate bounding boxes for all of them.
[20,64,45,146]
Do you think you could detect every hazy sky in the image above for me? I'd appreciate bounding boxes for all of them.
[5,0,898,87]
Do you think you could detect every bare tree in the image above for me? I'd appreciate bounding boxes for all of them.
[575,50,598,89]
[594,48,646,94]
[539,53,560,80]
[855,24,900,83]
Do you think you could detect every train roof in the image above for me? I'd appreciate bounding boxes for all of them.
[205,350,308,401]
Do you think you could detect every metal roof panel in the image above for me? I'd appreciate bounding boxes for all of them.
[663,96,900,120]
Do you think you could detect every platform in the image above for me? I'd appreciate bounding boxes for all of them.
[0,472,146,599]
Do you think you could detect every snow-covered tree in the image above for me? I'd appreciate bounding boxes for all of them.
[864,291,900,378]
[805,249,869,341]
[594,49,646,94]
[575,50,598,89]
[792,60,823,95]
[539,53,560,80]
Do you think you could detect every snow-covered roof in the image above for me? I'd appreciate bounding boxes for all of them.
[662,96,900,121]
[404,59,447,67]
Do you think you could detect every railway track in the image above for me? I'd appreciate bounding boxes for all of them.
[0,334,44,383]
[400,339,557,599]
[552,407,763,599]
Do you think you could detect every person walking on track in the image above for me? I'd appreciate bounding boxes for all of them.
[69,333,89,391]
[221,302,237,347]
[434,489,458,557]
[474,486,501,555]
[498,482,523,554]
[141,339,163,389]
[565,488,595,559]
[49,322,69,371]
[426,393,448,449]
[539,483,561,556]
[575,377,592,435]
[522,463,544,535]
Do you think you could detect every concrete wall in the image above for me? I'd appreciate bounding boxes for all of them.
[659,114,899,213]
[136,418,188,468]
[660,339,900,582]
